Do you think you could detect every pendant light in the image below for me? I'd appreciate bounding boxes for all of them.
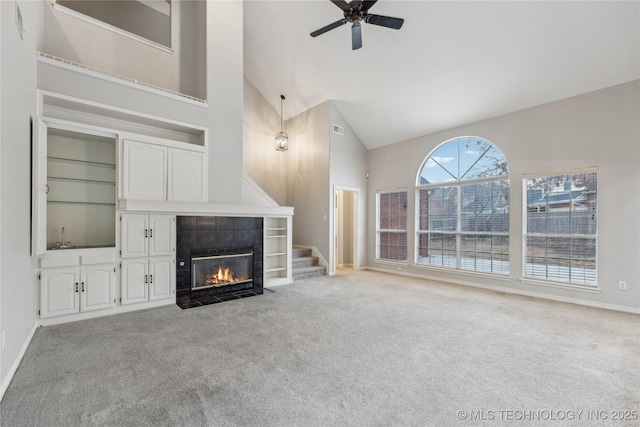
[275,94,288,152]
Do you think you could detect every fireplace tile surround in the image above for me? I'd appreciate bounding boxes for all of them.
[176,216,264,309]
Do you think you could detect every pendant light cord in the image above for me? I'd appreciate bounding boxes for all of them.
[280,95,285,132]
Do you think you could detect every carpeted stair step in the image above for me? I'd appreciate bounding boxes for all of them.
[292,265,326,281]
[292,246,325,280]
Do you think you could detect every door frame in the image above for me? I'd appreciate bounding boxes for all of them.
[332,185,360,275]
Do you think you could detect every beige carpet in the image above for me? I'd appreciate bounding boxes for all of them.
[1,268,638,426]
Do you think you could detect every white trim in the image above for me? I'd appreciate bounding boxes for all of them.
[37,298,177,327]
[365,267,639,314]
[0,323,38,402]
[118,199,295,217]
[38,53,206,106]
[243,173,279,207]
[522,166,598,180]
[50,1,173,53]
[411,263,513,282]
[333,185,361,274]
[519,277,601,294]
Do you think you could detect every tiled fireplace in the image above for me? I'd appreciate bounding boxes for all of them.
[176,216,264,308]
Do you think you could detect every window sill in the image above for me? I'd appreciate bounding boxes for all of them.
[519,277,602,293]
[412,264,513,282]
[374,259,409,267]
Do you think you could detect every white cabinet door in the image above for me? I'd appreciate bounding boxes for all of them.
[149,215,174,257]
[168,149,206,202]
[121,214,149,258]
[149,257,174,301]
[41,268,79,318]
[122,140,167,201]
[33,119,48,256]
[121,259,148,305]
[81,266,115,312]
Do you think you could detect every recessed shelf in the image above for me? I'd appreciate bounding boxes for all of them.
[48,156,116,169]
[48,201,116,206]
[48,176,116,185]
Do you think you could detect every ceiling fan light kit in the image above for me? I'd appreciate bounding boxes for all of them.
[310,0,404,50]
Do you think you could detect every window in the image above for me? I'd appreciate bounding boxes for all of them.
[376,191,408,262]
[416,137,509,274]
[523,170,597,286]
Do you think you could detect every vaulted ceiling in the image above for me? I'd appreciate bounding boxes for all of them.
[243,1,639,149]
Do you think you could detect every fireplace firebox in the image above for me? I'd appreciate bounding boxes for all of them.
[176,216,264,309]
[192,252,253,290]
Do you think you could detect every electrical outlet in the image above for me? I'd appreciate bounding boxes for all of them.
[618,281,627,290]
[1,331,6,351]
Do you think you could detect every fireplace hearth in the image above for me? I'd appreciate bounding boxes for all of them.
[176,216,263,309]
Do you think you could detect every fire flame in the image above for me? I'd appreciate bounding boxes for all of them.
[206,266,236,285]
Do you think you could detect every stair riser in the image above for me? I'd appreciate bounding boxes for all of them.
[293,259,319,268]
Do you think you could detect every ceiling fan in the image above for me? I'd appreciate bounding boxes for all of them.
[310,0,404,50]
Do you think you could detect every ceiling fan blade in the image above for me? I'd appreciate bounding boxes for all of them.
[362,0,378,11]
[351,22,362,50]
[330,0,351,11]
[310,19,348,37]
[364,14,404,30]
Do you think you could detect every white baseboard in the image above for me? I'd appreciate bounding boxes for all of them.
[365,266,640,315]
[0,322,38,403]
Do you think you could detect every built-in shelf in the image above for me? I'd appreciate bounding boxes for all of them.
[48,156,116,169]
[48,201,116,206]
[48,176,115,185]
[264,217,291,285]
[44,127,117,251]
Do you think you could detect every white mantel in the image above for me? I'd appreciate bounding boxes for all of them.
[117,199,294,217]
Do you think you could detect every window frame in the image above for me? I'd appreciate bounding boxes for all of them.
[375,189,409,264]
[521,167,598,288]
[415,137,510,275]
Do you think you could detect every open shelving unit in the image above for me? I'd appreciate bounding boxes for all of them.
[46,128,117,249]
[264,216,292,286]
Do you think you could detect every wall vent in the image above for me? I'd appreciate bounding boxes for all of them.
[333,124,344,135]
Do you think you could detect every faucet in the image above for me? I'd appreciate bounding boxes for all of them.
[58,227,72,249]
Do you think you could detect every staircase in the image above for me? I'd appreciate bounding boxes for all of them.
[292,246,326,281]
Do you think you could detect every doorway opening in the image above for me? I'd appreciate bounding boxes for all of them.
[334,187,359,275]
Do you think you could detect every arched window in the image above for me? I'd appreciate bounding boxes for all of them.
[416,137,510,274]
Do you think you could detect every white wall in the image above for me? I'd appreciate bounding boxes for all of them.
[367,81,640,312]
[330,105,368,271]
[43,0,205,99]
[243,78,287,205]
[206,0,243,203]
[1,0,43,395]
[286,102,331,259]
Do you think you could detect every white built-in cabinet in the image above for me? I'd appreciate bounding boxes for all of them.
[264,216,293,286]
[120,213,175,305]
[40,264,115,318]
[122,139,206,203]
